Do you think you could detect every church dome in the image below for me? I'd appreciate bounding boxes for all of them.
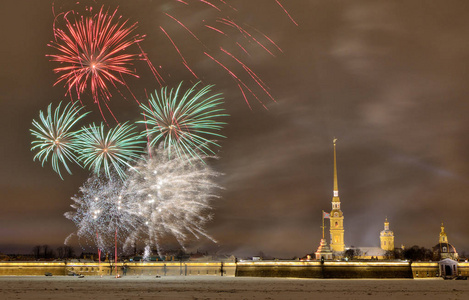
[432,243,457,254]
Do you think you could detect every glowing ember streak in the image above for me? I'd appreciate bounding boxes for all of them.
[220,47,275,102]
[275,0,298,26]
[164,13,201,43]
[160,26,198,79]
[204,52,266,109]
[218,18,276,57]
[205,25,226,36]
[198,0,221,11]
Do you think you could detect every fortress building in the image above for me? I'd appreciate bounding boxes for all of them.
[330,139,345,252]
[380,218,395,251]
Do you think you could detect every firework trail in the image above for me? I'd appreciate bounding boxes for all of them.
[139,82,227,160]
[77,122,146,180]
[156,0,297,108]
[125,145,222,255]
[30,101,89,179]
[48,6,145,122]
[65,173,137,253]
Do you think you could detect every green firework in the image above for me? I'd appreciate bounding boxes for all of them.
[30,101,89,179]
[76,122,146,180]
[138,82,228,160]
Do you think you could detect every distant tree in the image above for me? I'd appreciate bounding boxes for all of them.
[42,245,55,259]
[64,246,75,259]
[57,246,65,259]
[384,250,394,260]
[344,248,362,260]
[403,245,433,261]
[392,248,404,260]
[32,245,41,260]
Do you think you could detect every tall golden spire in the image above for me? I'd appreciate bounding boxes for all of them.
[333,138,339,200]
[329,138,344,252]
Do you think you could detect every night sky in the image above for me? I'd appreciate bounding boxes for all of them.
[1,0,469,258]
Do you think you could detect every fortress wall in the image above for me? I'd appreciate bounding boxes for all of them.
[0,262,236,277]
[236,261,414,279]
[236,261,323,278]
[411,262,439,278]
[0,262,67,276]
[2,261,467,278]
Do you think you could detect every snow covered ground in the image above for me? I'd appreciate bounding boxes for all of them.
[0,275,468,299]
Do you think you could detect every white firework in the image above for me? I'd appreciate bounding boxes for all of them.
[65,173,137,253]
[125,145,222,255]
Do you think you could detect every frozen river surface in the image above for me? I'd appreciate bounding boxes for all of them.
[0,275,468,299]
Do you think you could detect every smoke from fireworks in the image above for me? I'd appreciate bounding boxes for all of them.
[77,122,146,180]
[48,6,144,121]
[139,82,227,160]
[30,101,89,179]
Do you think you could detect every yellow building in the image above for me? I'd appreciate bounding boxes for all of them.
[330,139,345,252]
[380,218,394,251]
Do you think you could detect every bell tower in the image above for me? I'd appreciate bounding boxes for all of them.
[330,139,345,252]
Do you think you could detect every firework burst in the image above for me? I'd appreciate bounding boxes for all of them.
[30,101,89,179]
[139,82,227,160]
[65,173,136,253]
[77,122,146,180]
[125,145,222,254]
[48,6,144,120]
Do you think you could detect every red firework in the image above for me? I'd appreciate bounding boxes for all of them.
[48,6,144,120]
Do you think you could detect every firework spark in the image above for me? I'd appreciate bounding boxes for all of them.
[48,6,144,121]
[139,82,227,160]
[30,101,89,179]
[125,145,222,254]
[65,174,136,253]
[77,122,146,180]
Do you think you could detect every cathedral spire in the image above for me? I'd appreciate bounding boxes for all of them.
[333,138,339,200]
[329,138,344,252]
